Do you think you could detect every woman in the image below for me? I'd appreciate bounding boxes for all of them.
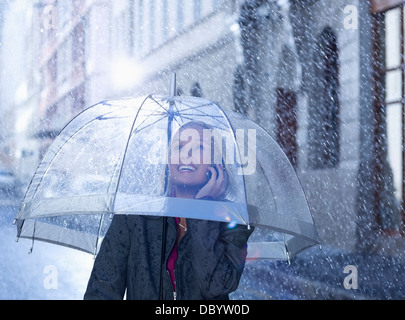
[84,122,253,300]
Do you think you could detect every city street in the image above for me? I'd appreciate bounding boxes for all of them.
[0,196,94,300]
[2,193,404,300]
[233,246,405,300]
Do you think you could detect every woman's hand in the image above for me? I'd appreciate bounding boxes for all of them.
[195,164,227,200]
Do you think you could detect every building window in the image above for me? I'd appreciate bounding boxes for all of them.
[138,0,144,53]
[371,0,404,232]
[149,0,155,49]
[276,88,298,168]
[129,0,135,53]
[232,65,247,115]
[162,0,169,41]
[177,0,184,32]
[194,0,202,21]
[308,26,340,169]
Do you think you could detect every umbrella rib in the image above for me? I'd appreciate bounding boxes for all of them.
[139,111,225,129]
[135,98,182,130]
[170,100,185,123]
[132,97,171,131]
[173,112,224,118]
[251,157,279,227]
[194,111,228,129]
[133,110,165,130]
[109,95,152,212]
[176,114,228,128]
[180,102,229,129]
[172,115,183,126]
[149,95,170,113]
[133,114,170,133]
[173,100,229,129]
[26,108,118,200]
[93,213,107,257]
[143,97,226,128]
[179,102,226,119]
[179,101,213,111]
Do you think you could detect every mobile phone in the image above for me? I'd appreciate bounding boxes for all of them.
[206,164,219,180]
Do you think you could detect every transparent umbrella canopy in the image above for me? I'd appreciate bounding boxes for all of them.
[14,94,319,261]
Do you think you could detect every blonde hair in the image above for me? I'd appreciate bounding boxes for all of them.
[165,121,232,198]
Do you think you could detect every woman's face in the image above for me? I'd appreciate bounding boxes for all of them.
[169,125,214,188]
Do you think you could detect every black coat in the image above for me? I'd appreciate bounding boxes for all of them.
[84,215,253,300]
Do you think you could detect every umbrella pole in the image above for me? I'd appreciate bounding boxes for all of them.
[159,217,168,300]
[159,72,177,300]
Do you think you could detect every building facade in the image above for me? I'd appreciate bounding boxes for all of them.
[2,0,405,255]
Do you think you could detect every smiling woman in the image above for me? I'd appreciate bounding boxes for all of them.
[168,121,228,201]
[84,118,253,300]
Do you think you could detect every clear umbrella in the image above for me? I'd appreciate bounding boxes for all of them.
[14,92,319,261]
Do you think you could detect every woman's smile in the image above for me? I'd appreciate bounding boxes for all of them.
[178,165,196,172]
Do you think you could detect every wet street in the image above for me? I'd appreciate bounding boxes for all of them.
[232,242,405,300]
[0,196,94,300]
[2,194,404,300]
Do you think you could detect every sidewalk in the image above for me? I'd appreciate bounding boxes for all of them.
[232,245,405,300]
[3,196,404,300]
